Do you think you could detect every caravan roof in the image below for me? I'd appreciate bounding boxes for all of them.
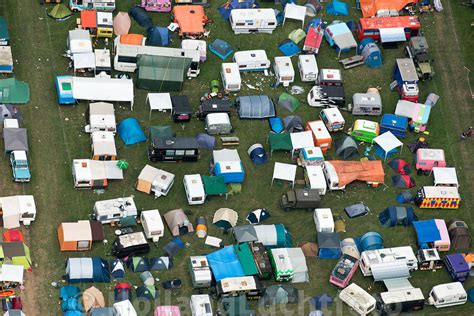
[230,8,276,21]
[68,29,93,54]
[141,210,164,232]
[422,186,459,199]
[73,159,123,181]
[274,56,295,75]
[213,149,241,163]
[396,58,418,82]
[152,137,199,150]
[233,50,269,64]
[305,165,326,189]
[93,197,137,215]
[60,220,93,243]
[417,148,445,161]
[190,294,212,316]
[91,131,116,156]
[184,174,205,196]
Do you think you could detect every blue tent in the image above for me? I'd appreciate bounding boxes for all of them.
[360,232,383,251]
[358,38,382,68]
[326,0,349,16]
[117,118,146,145]
[207,246,245,282]
[215,162,245,183]
[269,117,284,133]
[146,27,170,46]
[163,238,185,257]
[378,206,417,227]
[218,0,258,20]
[209,39,234,60]
[413,220,441,249]
[396,191,414,204]
[317,232,341,259]
[66,257,110,283]
[278,39,301,57]
[248,144,268,165]
[110,259,125,279]
[129,6,153,30]
[196,133,216,149]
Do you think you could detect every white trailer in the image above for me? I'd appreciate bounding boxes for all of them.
[190,295,212,316]
[229,9,277,34]
[140,209,164,243]
[313,208,334,233]
[427,282,467,308]
[183,174,206,205]
[274,56,295,87]
[93,197,137,224]
[339,283,376,315]
[298,54,318,82]
[85,102,116,134]
[188,256,212,288]
[377,288,425,314]
[113,300,137,316]
[94,48,111,77]
[304,165,327,195]
[72,159,123,189]
[0,195,36,228]
[322,161,346,191]
[221,63,241,91]
[359,246,418,277]
[181,39,207,62]
[233,50,270,72]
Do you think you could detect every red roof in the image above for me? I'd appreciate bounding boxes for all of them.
[81,10,97,29]
[359,16,420,30]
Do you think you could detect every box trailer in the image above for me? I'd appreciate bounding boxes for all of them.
[359,246,418,277]
[140,209,164,243]
[376,288,425,315]
[298,54,318,82]
[352,92,382,116]
[221,63,241,92]
[427,282,467,308]
[415,186,460,209]
[136,165,175,197]
[188,256,212,288]
[304,165,327,196]
[274,56,295,87]
[190,295,212,316]
[319,107,345,132]
[229,9,277,34]
[339,283,376,315]
[94,49,111,77]
[313,208,334,233]
[233,50,270,72]
[183,174,206,205]
[417,249,443,271]
[72,159,123,189]
[91,131,117,161]
[93,197,137,224]
[415,148,446,174]
[306,120,332,154]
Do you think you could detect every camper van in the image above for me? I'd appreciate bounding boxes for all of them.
[313,208,334,233]
[140,210,164,243]
[188,256,212,288]
[415,186,460,209]
[349,119,380,143]
[93,197,138,224]
[322,161,346,191]
[427,282,467,308]
[304,165,327,195]
[306,120,332,154]
[221,63,241,91]
[205,113,232,135]
[359,246,418,277]
[229,9,277,34]
[112,232,150,258]
[376,288,425,315]
[352,93,382,116]
[183,174,206,205]
[233,50,271,72]
[148,137,200,162]
[70,0,116,11]
[274,56,295,87]
[298,54,318,82]
[415,148,446,174]
[190,295,213,316]
[319,108,345,132]
[216,276,264,299]
[339,283,376,316]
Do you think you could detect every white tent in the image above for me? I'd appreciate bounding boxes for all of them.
[373,131,403,160]
[0,195,36,229]
[433,167,458,187]
[272,162,297,188]
[72,77,134,110]
[73,52,95,73]
[253,225,278,246]
[0,264,24,283]
[113,299,137,316]
[286,247,309,283]
[283,3,307,28]
[290,131,314,156]
[147,93,172,117]
[213,149,241,163]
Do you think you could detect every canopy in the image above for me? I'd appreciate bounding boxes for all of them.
[0,264,24,283]
[335,136,358,159]
[290,131,314,152]
[0,78,30,104]
[3,128,28,153]
[360,0,416,17]
[379,206,417,227]
[202,175,227,196]
[246,208,270,225]
[117,118,146,145]
[72,77,134,110]
[389,158,411,175]
[209,39,234,60]
[137,55,192,92]
[283,3,307,28]
[379,27,407,43]
[83,286,105,312]
[433,167,458,187]
[73,52,95,72]
[269,133,292,154]
[284,115,304,133]
[213,208,238,231]
[413,220,441,247]
[272,162,297,188]
[329,160,385,186]
[48,4,73,21]
[278,93,300,112]
[113,12,131,36]
[237,95,276,119]
[147,93,173,113]
[207,246,245,282]
[232,226,258,243]
[392,175,415,188]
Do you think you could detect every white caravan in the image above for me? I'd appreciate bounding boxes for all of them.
[339,283,376,315]
[93,197,138,224]
[274,56,295,87]
[183,174,206,205]
[140,209,164,243]
[359,246,418,277]
[313,208,334,233]
[427,282,467,308]
[304,165,327,196]
[298,54,318,82]
[233,50,270,72]
[229,9,277,34]
[221,63,241,91]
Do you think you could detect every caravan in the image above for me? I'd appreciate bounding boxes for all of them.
[0,195,36,228]
[188,256,212,288]
[298,54,318,82]
[306,120,332,154]
[304,165,327,196]
[319,108,345,132]
[352,92,382,116]
[140,209,164,243]
[190,295,213,316]
[205,113,232,135]
[112,232,150,258]
[69,0,116,11]
[376,288,425,315]
[221,63,241,92]
[427,282,467,308]
[85,102,116,134]
[339,283,376,315]
[415,186,460,209]
[359,246,418,277]
[93,197,138,224]
[183,174,206,205]
[313,208,334,233]
[216,276,264,299]
[322,161,345,191]
[274,56,295,87]
[229,9,277,34]
[233,50,271,72]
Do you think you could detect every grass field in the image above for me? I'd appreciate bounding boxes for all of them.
[1,0,473,315]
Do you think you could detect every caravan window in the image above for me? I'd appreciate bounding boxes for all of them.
[236,23,245,26]
[261,63,267,67]
[117,56,137,64]
[166,150,174,156]
[185,150,196,156]
[175,150,185,156]
[77,241,90,250]
[113,213,121,218]
[239,65,246,68]
[98,215,108,221]
[268,22,275,26]
[192,197,203,202]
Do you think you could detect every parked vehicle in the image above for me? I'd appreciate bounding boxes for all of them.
[339,283,376,315]
[352,92,382,116]
[348,119,380,143]
[10,150,31,183]
[329,254,359,288]
[0,195,37,227]
[415,186,460,209]
[141,0,172,12]
[198,99,232,120]
[172,96,192,122]
[149,137,199,163]
[280,189,321,212]
[229,9,277,34]
[380,114,408,139]
[308,69,345,107]
[221,63,241,92]
[393,58,419,103]
[356,16,420,42]
[319,107,345,132]
[93,197,138,224]
[183,174,206,205]
[188,256,212,288]
[304,165,327,196]
[322,161,346,191]
[406,36,434,80]
[113,299,137,316]
[269,248,294,282]
[233,50,270,72]
[417,248,443,271]
[216,276,264,299]
[313,208,334,233]
[69,0,116,11]
[3,119,31,182]
[303,21,324,54]
[376,288,425,315]
[298,54,318,82]
[112,232,150,258]
[415,148,446,175]
[359,246,418,277]
[427,282,467,308]
[274,56,295,87]
[140,209,164,243]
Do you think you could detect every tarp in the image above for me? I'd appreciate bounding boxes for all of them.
[326,0,349,16]
[269,117,284,133]
[0,78,30,104]
[269,133,292,153]
[335,136,358,159]
[389,158,411,175]
[173,5,207,35]
[234,243,258,276]
[48,4,73,21]
[317,232,341,259]
[379,206,417,227]
[328,160,385,186]
[391,175,415,188]
[278,93,300,113]
[137,55,191,92]
[278,39,302,57]
[209,39,234,60]
[128,6,153,30]
[72,77,134,109]
[360,0,416,17]
[207,246,245,282]
[146,27,170,46]
[237,95,276,119]
[117,118,146,145]
[113,12,131,36]
[413,220,441,247]
[325,22,357,50]
[202,175,227,196]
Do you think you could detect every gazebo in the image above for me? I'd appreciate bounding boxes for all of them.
[272,162,297,188]
[373,131,403,160]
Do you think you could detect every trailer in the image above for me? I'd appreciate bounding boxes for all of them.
[188,256,212,288]
[269,248,294,282]
[392,58,419,102]
[298,54,318,82]
[415,186,460,209]
[376,288,425,315]
[303,22,324,54]
[427,282,467,308]
[72,159,123,189]
[313,208,334,233]
[415,149,446,175]
[70,0,116,11]
[140,209,164,243]
[306,120,332,154]
[352,92,382,116]
[0,46,13,73]
[183,174,206,205]
[359,246,418,277]
[91,131,117,161]
[94,49,111,77]
[205,113,232,135]
[417,248,443,271]
[304,165,327,196]
[394,100,431,132]
[0,195,36,228]
[229,9,277,34]
[93,197,138,224]
[141,0,172,12]
[233,50,270,72]
[85,102,116,134]
[221,63,241,91]
[190,295,212,316]
[348,119,379,143]
[319,108,345,132]
[329,254,359,288]
[216,276,264,299]
[273,56,295,87]
[339,283,376,316]
[444,253,470,283]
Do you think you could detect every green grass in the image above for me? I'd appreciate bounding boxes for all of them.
[1,0,473,315]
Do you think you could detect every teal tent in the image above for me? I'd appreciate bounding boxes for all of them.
[0,78,30,104]
[202,176,227,196]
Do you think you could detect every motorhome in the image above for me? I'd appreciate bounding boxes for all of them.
[376,288,425,315]
[190,295,212,316]
[148,137,200,162]
[359,246,418,277]
[112,232,150,258]
[85,102,116,134]
[306,120,332,154]
[415,186,460,209]
[339,283,376,316]
[352,92,382,116]
[93,197,138,224]
[298,54,318,82]
[183,174,206,205]
[322,161,346,191]
[313,208,334,233]
[304,165,327,196]
[273,56,295,87]
[229,9,277,34]
[319,107,345,132]
[205,113,232,135]
[233,50,271,72]
[216,276,264,299]
[140,209,164,243]
[427,282,467,308]
[69,0,116,11]
[221,63,241,92]
[188,256,212,288]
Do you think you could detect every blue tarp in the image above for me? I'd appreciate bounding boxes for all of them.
[413,220,441,248]
[117,118,146,145]
[146,26,170,46]
[207,246,245,282]
[278,39,301,57]
[215,162,245,183]
[218,0,258,20]
[326,0,349,16]
[129,6,153,30]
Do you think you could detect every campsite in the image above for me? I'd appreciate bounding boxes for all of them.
[0,0,473,315]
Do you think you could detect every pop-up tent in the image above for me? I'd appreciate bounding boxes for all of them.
[284,116,304,133]
[137,55,191,92]
[272,162,297,188]
[392,175,415,188]
[248,144,268,165]
[326,0,349,16]
[207,246,245,282]
[146,26,170,46]
[360,231,383,251]
[373,131,403,160]
[48,4,73,21]
[0,78,30,104]
[83,286,105,313]
[110,259,125,279]
[237,95,276,119]
[126,257,150,272]
[213,208,238,231]
[278,93,300,113]
[65,257,110,283]
[389,158,411,175]
[209,39,234,60]
[117,118,146,145]
[378,206,417,227]
[335,136,358,159]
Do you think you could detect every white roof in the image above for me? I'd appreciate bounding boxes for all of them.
[396,59,418,82]
[94,196,137,214]
[213,149,241,163]
[305,165,326,189]
[216,161,243,174]
[89,102,116,129]
[422,186,459,199]
[141,210,164,231]
[283,3,307,27]
[233,50,269,63]
[431,282,466,296]
[13,150,27,161]
[113,299,137,316]
[433,167,458,187]
[97,11,113,26]
[307,121,331,139]
[3,119,19,128]
[73,52,95,71]
[73,159,124,181]
[68,29,93,54]
[0,46,13,66]
[272,162,297,187]
[190,295,212,316]
[95,49,111,68]
[0,195,36,229]
[417,148,445,161]
[373,132,403,159]
[298,54,318,71]
[230,8,276,21]
[117,232,148,248]
[302,147,324,160]
[147,93,172,111]
[290,131,314,150]
[67,257,93,280]
[72,77,134,107]
[274,56,295,76]
[219,276,257,292]
[138,165,175,189]
[0,264,24,283]
[286,247,309,283]
[206,113,231,125]
[92,131,117,156]
[340,283,376,308]
[314,208,334,226]
[379,27,406,43]
[181,39,207,54]
[322,108,344,121]
[270,248,293,270]
[221,63,241,82]
[61,220,92,242]
[184,174,205,197]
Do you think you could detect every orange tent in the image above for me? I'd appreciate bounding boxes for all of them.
[119,33,145,45]
[172,5,208,37]
[81,10,97,29]
[57,220,104,252]
[360,0,416,17]
[329,160,385,187]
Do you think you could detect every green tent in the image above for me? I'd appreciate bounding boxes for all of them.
[136,55,192,92]
[202,176,227,196]
[149,125,173,140]
[234,243,258,276]
[0,78,30,104]
[48,4,73,21]
[0,242,32,270]
[278,92,300,113]
[221,295,255,316]
[268,133,292,154]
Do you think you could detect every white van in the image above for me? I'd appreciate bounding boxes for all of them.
[140,209,164,243]
[274,56,295,87]
[221,63,241,91]
[339,283,376,315]
[229,9,277,34]
[304,165,327,195]
[313,208,334,233]
[183,174,206,205]
[205,113,232,135]
[319,107,345,132]
[190,294,212,316]
[298,54,318,82]
[427,282,467,308]
[233,50,270,72]
[322,161,345,191]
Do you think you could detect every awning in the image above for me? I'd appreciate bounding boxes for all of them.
[379,28,406,43]
[73,52,95,71]
[72,77,134,110]
[272,162,297,188]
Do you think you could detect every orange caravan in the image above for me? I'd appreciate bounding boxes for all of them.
[306,120,332,154]
[172,5,209,38]
[57,220,104,252]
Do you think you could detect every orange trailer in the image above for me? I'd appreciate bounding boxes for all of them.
[306,120,332,154]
